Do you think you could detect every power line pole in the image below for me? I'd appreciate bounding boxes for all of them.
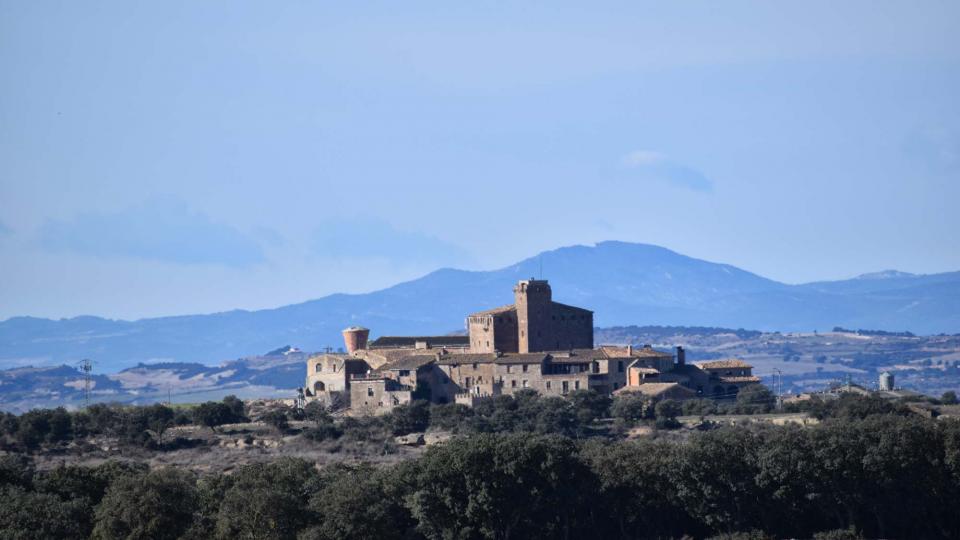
[772,368,783,410]
[77,359,93,409]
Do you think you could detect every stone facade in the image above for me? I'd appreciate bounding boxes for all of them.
[467,279,593,354]
[349,376,412,415]
[304,354,371,408]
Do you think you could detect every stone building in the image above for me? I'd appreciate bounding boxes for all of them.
[304,353,372,408]
[304,279,769,411]
[349,376,412,415]
[467,279,593,354]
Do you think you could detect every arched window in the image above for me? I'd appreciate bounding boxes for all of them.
[314,381,325,392]
[315,364,322,373]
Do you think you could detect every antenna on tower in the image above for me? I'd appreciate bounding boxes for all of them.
[539,255,543,280]
[76,359,94,409]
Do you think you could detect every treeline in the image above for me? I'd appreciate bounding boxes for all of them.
[2,413,959,539]
[0,396,247,451]
[598,325,763,340]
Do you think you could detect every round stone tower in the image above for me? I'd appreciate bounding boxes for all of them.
[341,326,369,354]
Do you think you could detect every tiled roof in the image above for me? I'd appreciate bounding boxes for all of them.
[718,376,761,383]
[377,355,437,371]
[368,335,470,348]
[436,353,498,366]
[613,382,695,397]
[696,359,753,369]
[600,345,673,358]
[552,301,593,314]
[494,353,549,365]
[630,367,661,375]
[468,305,517,317]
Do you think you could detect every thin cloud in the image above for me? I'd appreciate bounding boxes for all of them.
[311,217,474,268]
[622,150,714,192]
[39,197,265,267]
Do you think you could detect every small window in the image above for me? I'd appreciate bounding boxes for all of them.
[315,364,322,373]
[473,363,478,370]
[522,380,529,388]
[506,365,512,373]
[618,361,624,373]
[367,387,374,397]
[545,381,551,390]
[522,364,528,373]
[511,380,517,388]
[574,381,580,390]
[486,341,490,347]
[399,369,410,377]
[378,401,383,407]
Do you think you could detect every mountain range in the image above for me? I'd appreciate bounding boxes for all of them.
[2,241,958,372]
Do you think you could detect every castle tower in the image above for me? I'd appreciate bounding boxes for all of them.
[341,326,369,354]
[514,279,552,353]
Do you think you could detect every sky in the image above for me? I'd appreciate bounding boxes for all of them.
[1,1,959,321]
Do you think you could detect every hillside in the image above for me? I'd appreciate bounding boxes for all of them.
[1,241,959,371]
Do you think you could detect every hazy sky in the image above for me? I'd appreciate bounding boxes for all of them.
[2,1,959,320]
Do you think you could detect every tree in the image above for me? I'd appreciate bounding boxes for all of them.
[428,403,473,431]
[301,465,414,540]
[92,468,197,540]
[568,389,612,424]
[734,385,775,414]
[654,399,683,429]
[262,409,290,433]
[406,433,595,539]
[610,393,652,422]
[213,458,320,540]
[222,395,247,422]
[388,400,430,436]
[191,402,233,432]
[942,391,958,405]
[303,401,333,427]
[0,486,89,540]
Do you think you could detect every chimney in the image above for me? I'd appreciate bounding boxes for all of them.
[676,346,686,366]
[626,344,633,356]
[341,326,370,354]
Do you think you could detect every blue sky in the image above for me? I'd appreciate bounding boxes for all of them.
[1,1,958,320]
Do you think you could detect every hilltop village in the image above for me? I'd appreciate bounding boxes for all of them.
[304,279,761,414]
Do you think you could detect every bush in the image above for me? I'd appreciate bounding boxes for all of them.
[610,393,652,422]
[388,400,430,436]
[428,403,473,431]
[302,423,343,442]
[92,468,197,540]
[262,409,290,433]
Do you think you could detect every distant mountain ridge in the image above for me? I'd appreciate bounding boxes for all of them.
[2,241,958,371]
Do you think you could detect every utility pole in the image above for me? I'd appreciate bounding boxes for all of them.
[772,368,783,410]
[77,359,93,409]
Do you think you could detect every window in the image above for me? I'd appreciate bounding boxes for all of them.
[545,381,551,390]
[367,387,374,397]
[465,377,472,387]
[522,364,528,373]
[473,363,478,370]
[399,370,410,377]
[562,381,569,394]
[315,364,322,373]
[618,361,624,373]
[511,380,517,388]
[486,341,490,347]
[378,401,383,407]
[574,381,580,390]
[522,380,529,388]
[506,365,512,374]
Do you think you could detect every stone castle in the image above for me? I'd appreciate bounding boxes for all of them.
[304,279,760,414]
